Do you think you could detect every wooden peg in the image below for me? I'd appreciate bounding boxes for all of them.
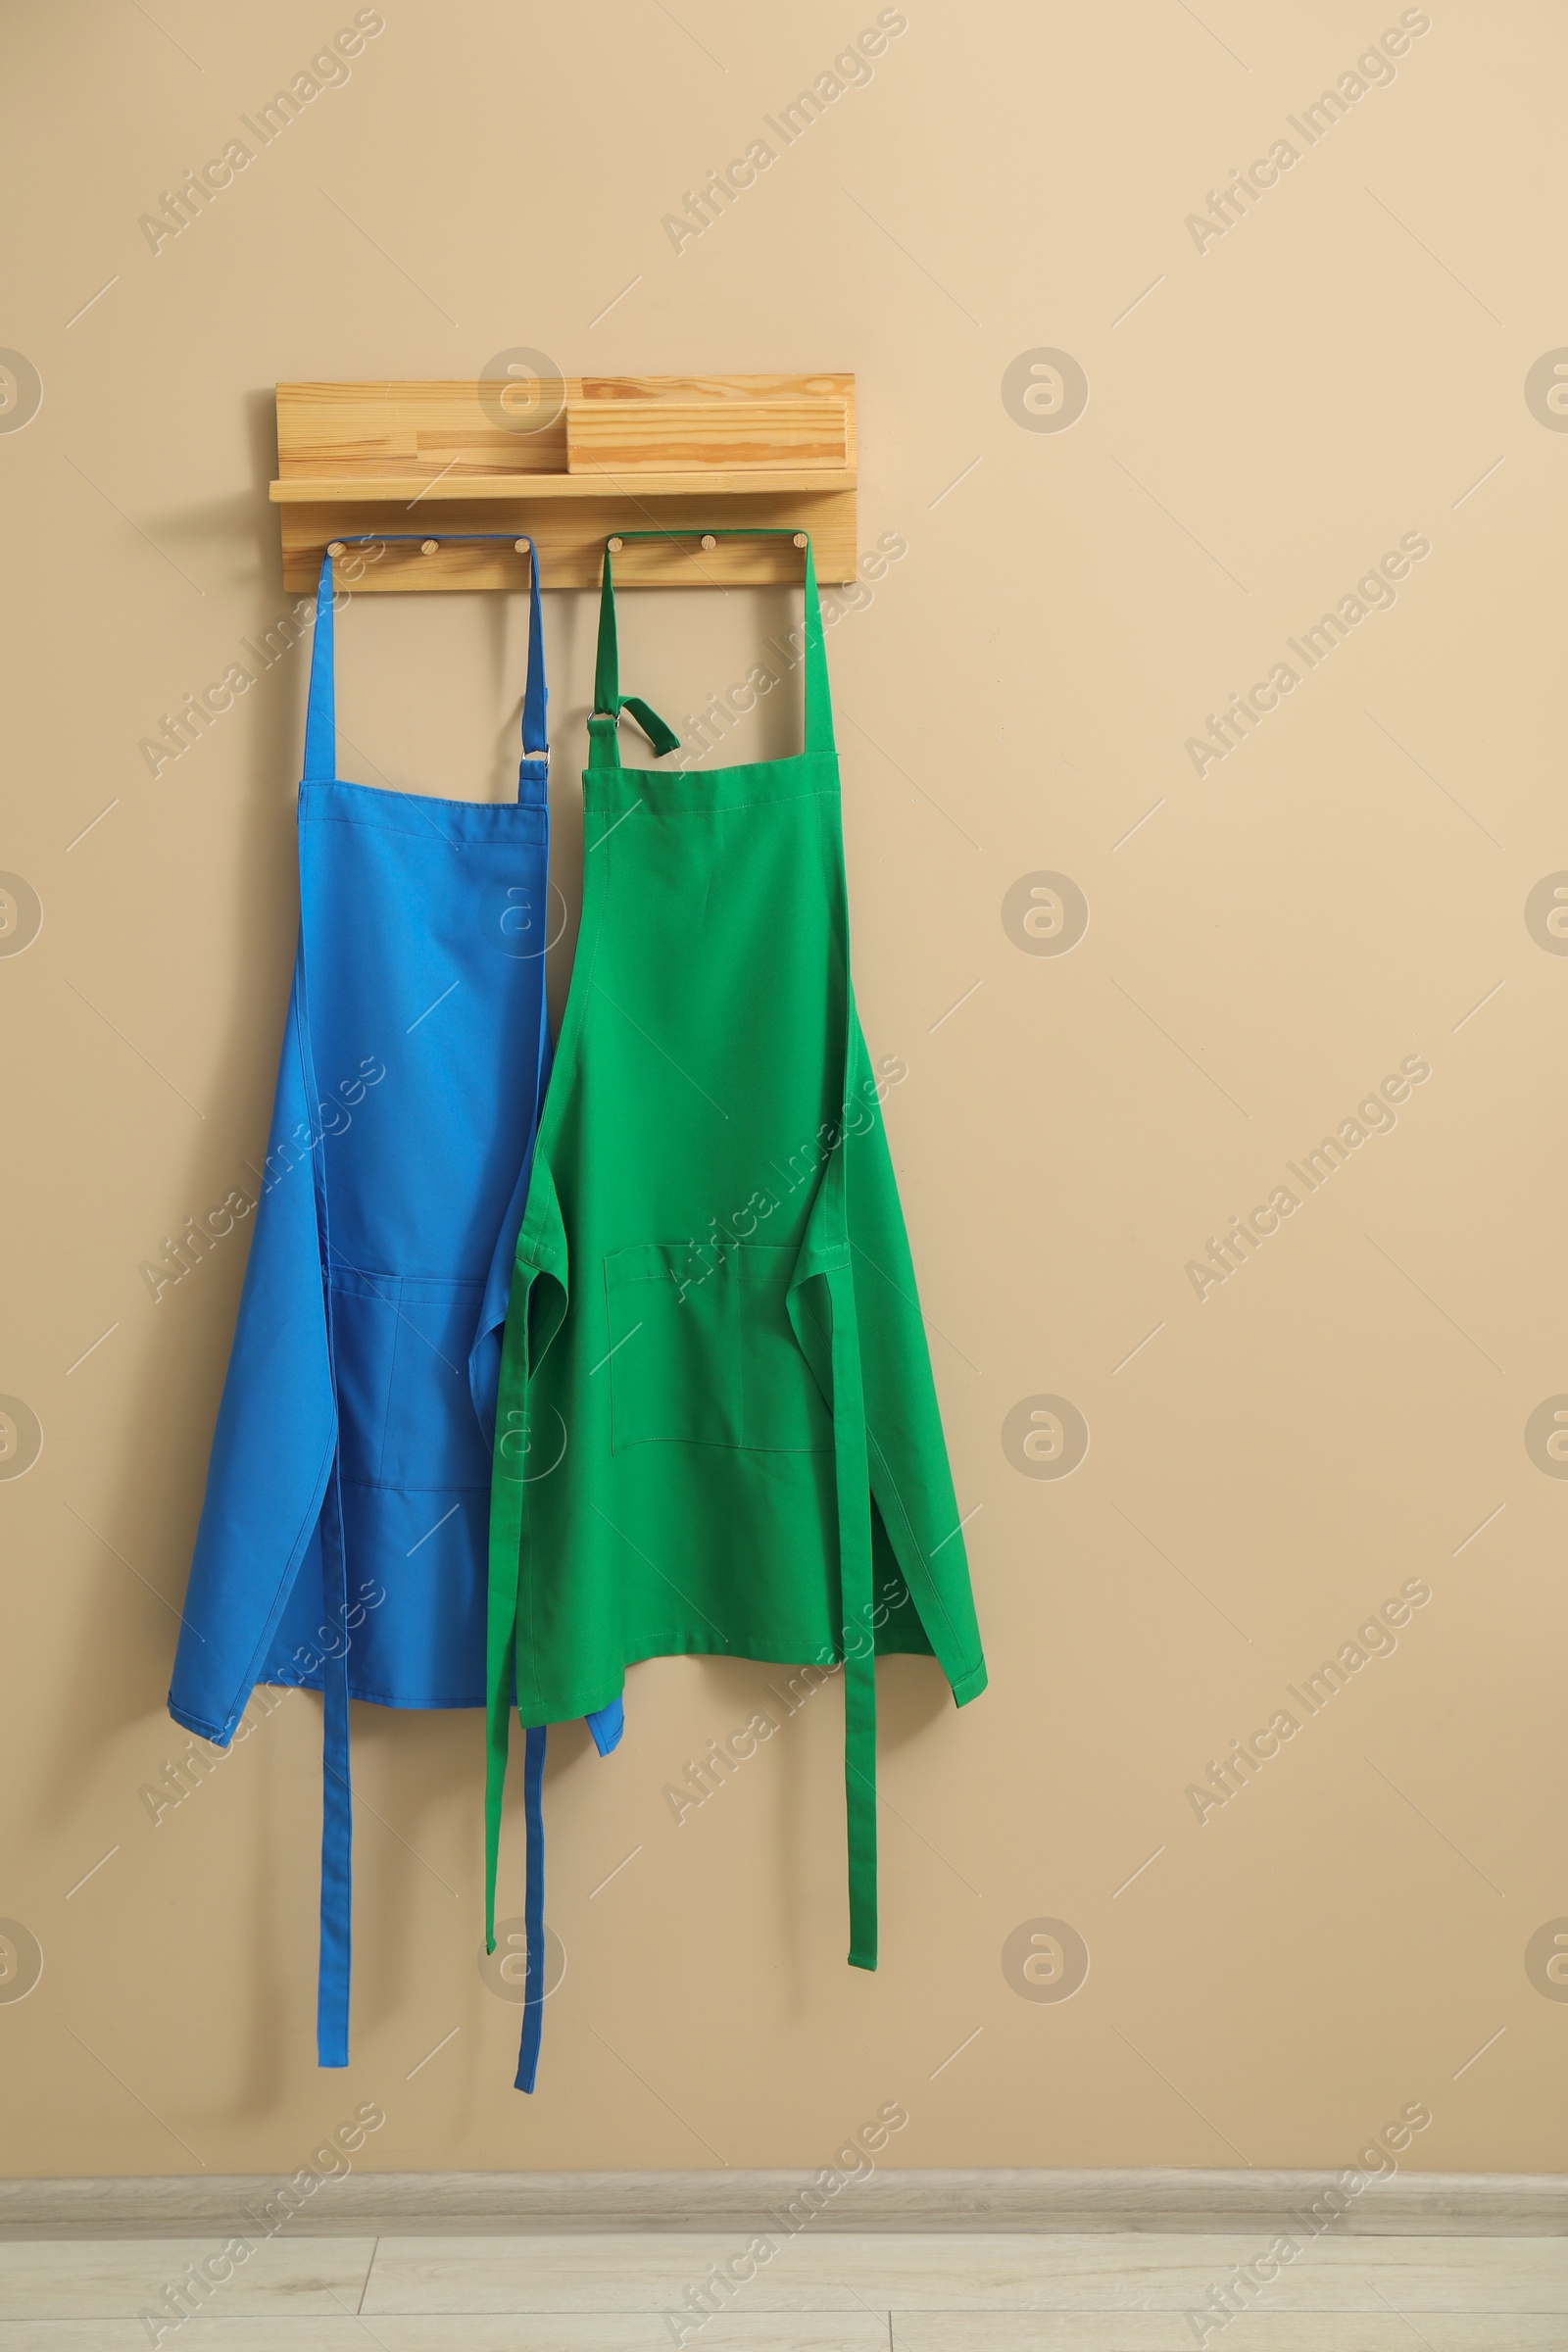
[701,534,717,551]
[420,538,439,555]
[326,540,346,559]
[514,540,529,555]
[793,533,808,549]
[607,535,623,552]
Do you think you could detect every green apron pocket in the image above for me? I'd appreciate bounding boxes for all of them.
[604,1241,831,1454]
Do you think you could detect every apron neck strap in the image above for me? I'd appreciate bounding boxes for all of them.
[589,531,836,769]
[302,537,550,794]
[796,535,836,760]
[591,540,680,765]
[303,551,336,783]
[517,536,547,774]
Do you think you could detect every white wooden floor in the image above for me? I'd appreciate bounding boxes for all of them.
[0,2230,1562,2348]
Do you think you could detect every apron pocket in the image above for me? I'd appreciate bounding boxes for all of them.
[380,1275,491,1491]
[329,1269,490,1490]
[604,1242,831,1454]
[328,1268,400,1486]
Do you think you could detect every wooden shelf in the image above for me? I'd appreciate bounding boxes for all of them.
[270,469,858,502]
[272,376,858,589]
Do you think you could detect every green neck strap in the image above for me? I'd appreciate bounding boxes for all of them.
[589,531,837,767]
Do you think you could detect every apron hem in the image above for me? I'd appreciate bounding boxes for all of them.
[167,1696,232,1747]
[518,1639,965,1732]
[261,1676,492,1708]
[949,1659,989,1707]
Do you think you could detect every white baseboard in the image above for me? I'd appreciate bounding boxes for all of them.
[0,2169,1562,2238]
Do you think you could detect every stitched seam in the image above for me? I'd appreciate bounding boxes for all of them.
[266,1675,494,1707]
[339,1475,489,1491]
[168,1699,228,1743]
[587,790,838,820]
[612,1435,833,1455]
[299,801,549,827]
[610,1249,825,1451]
[370,1276,401,1487]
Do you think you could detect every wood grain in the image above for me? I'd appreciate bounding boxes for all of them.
[270,471,857,501]
[565,398,847,474]
[0,2321,892,2352]
[271,378,858,587]
[0,2236,375,2318]
[277,496,857,592]
[0,2234,1560,2350]
[5,2170,1563,2239]
[890,2324,1568,2352]
[275,380,568,479]
[0,2321,1559,2352]
[357,2231,1568,2317]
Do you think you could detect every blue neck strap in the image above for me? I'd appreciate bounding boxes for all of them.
[302,536,548,791]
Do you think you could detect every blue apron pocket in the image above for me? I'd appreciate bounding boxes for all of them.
[329,1269,490,1490]
[328,1267,400,1487]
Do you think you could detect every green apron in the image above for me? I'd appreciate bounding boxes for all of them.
[486,530,986,2060]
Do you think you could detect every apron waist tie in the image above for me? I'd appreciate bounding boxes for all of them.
[508,1709,619,2092]
[317,1466,353,2065]
[828,1263,878,1970]
[515,1724,548,2091]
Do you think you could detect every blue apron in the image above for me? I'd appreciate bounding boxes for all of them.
[169,540,620,2077]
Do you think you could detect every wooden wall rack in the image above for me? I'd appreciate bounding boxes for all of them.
[270,375,857,590]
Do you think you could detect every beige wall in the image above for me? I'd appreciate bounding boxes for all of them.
[4,0,1566,2179]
